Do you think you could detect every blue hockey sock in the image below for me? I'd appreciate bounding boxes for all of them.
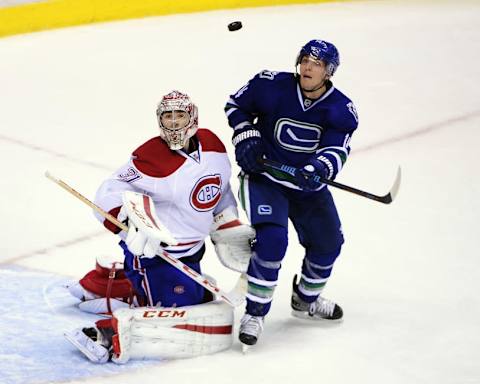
[246,224,288,316]
[295,247,341,303]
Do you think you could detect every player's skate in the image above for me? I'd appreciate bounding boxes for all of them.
[64,327,112,363]
[239,313,264,352]
[291,275,343,321]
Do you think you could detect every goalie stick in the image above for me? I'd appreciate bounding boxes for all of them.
[45,171,246,307]
[259,158,401,204]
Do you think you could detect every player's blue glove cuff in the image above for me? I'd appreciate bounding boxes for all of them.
[295,160,328,191]
[232,128,264,173]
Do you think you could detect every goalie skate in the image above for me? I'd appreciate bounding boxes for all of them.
[64,327,111,363]
[291,275,343,321]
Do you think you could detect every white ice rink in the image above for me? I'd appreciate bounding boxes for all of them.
[1,0,479,383]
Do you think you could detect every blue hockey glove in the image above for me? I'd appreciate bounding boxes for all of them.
[295,160,328,191]
[232,128,265,173]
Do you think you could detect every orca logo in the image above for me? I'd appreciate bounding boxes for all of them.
[347,102,359,123]
[190,175,222,212]
[274,118,322,153]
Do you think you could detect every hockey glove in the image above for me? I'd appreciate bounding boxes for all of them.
[295,160,328,192]
[232,127,264,173]
[121,191,178,258]
[124,220,161,258]
[210,206,255,273]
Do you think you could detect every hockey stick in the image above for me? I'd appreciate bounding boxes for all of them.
[259,158,401,204]
[45,171,245,307]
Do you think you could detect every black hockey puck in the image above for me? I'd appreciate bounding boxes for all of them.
[228,21,242,32]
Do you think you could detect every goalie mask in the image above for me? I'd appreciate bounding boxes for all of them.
[156,90,199,150]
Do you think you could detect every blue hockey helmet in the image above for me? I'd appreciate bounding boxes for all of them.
[296,39,340,77]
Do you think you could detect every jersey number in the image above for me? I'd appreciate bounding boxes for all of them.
[259,70,277,80]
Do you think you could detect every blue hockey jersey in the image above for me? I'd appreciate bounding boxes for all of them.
[225,70,358,188]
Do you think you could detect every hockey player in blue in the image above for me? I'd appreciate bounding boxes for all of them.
[225,39,359,347]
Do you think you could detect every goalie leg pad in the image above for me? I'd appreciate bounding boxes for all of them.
[77,296,130,315]
[69,255,134,314]
[79,269,132,300]
[111,300,234,363]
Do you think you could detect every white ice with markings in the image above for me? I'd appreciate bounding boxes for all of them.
[0,266,156,383]
[1,1,479,383]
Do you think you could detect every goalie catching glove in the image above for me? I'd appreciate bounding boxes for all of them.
[120,191,178,258]
[210,206,255,273]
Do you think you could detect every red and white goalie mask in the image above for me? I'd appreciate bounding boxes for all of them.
[156,90,199,150]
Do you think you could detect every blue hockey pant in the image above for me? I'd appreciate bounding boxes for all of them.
[239,173,344,316]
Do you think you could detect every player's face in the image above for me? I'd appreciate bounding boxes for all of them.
[299,55,329,91]
[160,110,190,130]
[160,110,191,149]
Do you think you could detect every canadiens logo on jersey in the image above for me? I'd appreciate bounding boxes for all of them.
[190,174,222,212]
[117,167,142,183]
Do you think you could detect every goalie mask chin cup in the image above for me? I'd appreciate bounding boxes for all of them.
[156,90,199,150]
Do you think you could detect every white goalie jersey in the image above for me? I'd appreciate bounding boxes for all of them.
[94,129,237,258]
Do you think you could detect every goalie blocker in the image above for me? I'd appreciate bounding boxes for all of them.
[65,300,234,363]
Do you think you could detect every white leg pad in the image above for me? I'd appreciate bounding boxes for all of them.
[67,281,99,301]
[111,300,234,363]
[78,297,130,314]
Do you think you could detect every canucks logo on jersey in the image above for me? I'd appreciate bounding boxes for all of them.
[274,118,323,153]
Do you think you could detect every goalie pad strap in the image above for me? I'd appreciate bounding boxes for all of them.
[95,260,126,279]
[105,262,127,314]
[80,270,132,299]
[111,316,121,359]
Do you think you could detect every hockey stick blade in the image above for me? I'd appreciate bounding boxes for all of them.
[259,159,401,205]
[379,166,401,204]
[45,171,245,307]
